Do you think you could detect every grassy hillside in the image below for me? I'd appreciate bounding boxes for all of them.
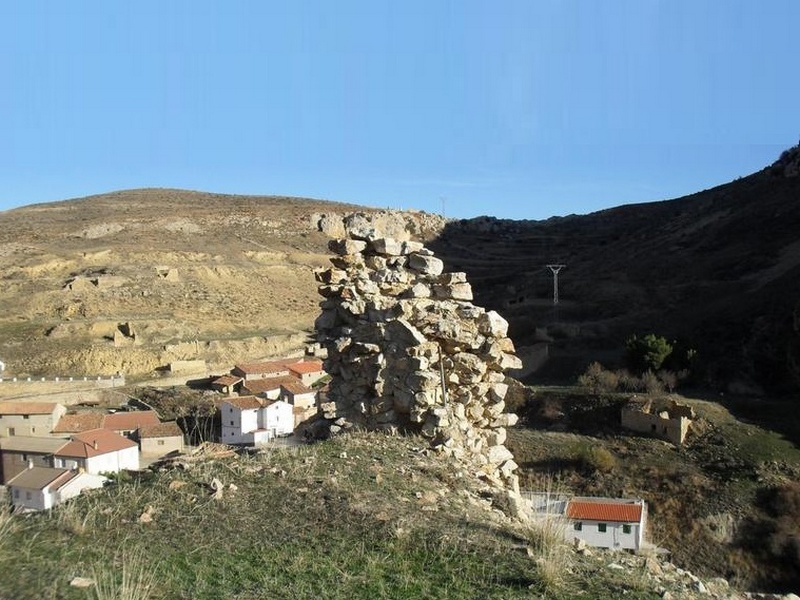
[0,432,728,600]
[508,389,800,592]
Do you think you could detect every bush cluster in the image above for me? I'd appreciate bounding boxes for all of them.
[576,444,617,474]
[577,361,682,395]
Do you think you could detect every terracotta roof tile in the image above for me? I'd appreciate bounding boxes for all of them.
[566,499,643,523]
[138,422,183,439]
[0,401,60,415]
[280,381,314,395]
[53,412,105,433]
[212,375,243,387]
[287,361,324,375]
[223,396,264,410]
[233,360,292,375]
[56,429,138,459]
[242,377,296,395]
[103,411,160,431]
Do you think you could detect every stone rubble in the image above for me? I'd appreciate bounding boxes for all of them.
[313,213,523,492]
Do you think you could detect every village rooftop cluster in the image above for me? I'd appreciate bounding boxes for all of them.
[0,356,326,512]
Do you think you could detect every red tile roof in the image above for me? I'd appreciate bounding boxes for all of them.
[0,401,61,415]
[287,361,324,375]
[53,412,105,433]
[138,422,183,439]
[56,429,138,459]
[566,500,643,523]
[223,396,264,410]
[242,376,296,395]
[212,375,243,387]
[103,411,160,431]
[280,381,314,395]
[233,360,292,375]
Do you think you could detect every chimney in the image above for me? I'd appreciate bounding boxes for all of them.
[93,440,98,450]
[27,459,34,470]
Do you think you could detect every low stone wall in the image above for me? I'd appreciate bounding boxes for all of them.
[0,375,125,388]
[313,213,523,493]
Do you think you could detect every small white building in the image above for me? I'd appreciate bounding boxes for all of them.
[220,396,293,446]
[565,497,647,551]
[8,466,106,511]
[53,429,139,475]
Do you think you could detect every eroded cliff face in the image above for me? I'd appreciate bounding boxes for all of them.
[313,213,523,493]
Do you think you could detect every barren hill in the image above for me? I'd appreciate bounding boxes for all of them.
[0,189,375,378]
[3,145,800,391]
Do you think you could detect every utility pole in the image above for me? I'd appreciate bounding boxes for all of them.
[546,264,566,305]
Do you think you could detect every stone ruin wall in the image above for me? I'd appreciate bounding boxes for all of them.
[313,213,523,493]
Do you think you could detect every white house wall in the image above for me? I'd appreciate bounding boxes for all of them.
[259,402,293,436]
[565,519,642,551]
[83,446,140,475]
[58,473,106,502]
[10,485,53,511]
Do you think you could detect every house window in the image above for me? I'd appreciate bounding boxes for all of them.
[31,427,35,433]
[598,523,607,533]
[7,427,14,436]
[573,522,582,531]
[23,415,29,420]
[157,440,165,446]
[13,490,19,498]
[25,491,32,500]
[230,420,234,426]
[623,524,632,534]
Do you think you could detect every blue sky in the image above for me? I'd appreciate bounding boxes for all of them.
[1,1,798,220]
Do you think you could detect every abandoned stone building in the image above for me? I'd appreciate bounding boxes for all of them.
[620,397,694,445]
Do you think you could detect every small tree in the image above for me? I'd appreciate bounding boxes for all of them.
[625,334,673,374]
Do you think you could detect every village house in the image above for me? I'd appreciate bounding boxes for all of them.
[51,412,105,435]
[523,492,648,552]
[0,401,67,437]
[103,410,160,437]
[241,376,297,399]
[137,422,184,456]
[286,360,326,387]
[220,396,293,446]
[8,466,106,512]
[53,429,139,475]
[279,381,316,410]
[210,375,243,395]
[231,360,292,381]
[0,436,68,484]
[565,497,648,552]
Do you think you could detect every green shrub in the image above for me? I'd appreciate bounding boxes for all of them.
[626,334,673,374]
[577,445,617,474]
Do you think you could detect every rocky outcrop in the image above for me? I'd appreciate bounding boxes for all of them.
[310,210,448,243]
[770,143,800,178]
[313,214,523,492]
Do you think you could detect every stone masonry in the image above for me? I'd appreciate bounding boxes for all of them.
[314,213,523,492]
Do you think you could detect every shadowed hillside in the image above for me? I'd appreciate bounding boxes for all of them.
[430,145,800,393]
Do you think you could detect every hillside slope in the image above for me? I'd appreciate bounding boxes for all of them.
[0,189,370,377]
[430,146,800,392]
